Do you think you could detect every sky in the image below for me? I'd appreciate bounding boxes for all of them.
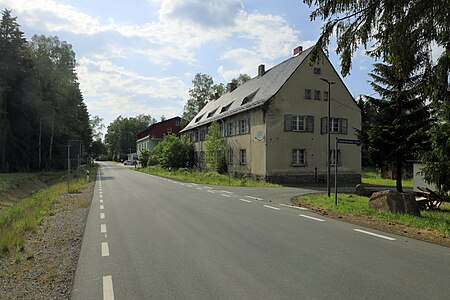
[1,0,378,135]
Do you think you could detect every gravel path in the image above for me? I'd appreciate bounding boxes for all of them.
[0,182,94,300]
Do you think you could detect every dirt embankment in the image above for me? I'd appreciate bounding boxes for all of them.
[0,176,94,299]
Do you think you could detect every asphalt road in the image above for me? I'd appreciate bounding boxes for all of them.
[72,162,450,299]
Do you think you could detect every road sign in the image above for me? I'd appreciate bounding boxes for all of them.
[337,138,361,146]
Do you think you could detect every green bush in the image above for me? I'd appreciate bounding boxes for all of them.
[152,135,195,168]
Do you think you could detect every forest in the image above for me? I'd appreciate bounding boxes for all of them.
[0,9,91,172]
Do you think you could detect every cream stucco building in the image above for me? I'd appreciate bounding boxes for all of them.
[181,46,361,184]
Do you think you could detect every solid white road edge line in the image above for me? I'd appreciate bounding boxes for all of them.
[100,213,105,219]
[263,205,280,211]
[279,204,308,210]
[221,194,231,198]
[101,224,107,233]
[103,275,115,300]
[239,198,252,203]
[299,214,325,222]
[353,229,396,241]
[101,242,109,257]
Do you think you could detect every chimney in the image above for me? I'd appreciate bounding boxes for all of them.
[293,46,303,57]
[258,64,265,77]
[214,92,220,100]
[227,82,238,93]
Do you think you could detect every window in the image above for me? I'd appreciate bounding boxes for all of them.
[199,129,206,141]
[195,114,204,123]
[227,122,235,136]
[304,89,311,99]
[228,148,233,165]
[292,115,306,131]
[207,109,217,118]
[292,149,306,166]
[167,127,172,134]
[330,149,341,165]
[175,120,180,126]
[314,67,321,74]
[240,119,249,134]
[194,131,199,141]
[220,102,233,113]
[323,91,329,101]
[284,115,314,132]
[239,149,247,165]
[320,117,348,134]
[314,90,321,100]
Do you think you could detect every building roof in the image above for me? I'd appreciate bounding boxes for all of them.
[181,46,314,132]
[136,116,182,139]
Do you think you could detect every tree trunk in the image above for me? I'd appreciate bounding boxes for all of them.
[0,88,8,172]
[396,159,403,193]
[48,112,55,170]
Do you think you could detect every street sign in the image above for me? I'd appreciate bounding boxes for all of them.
[337,138,361,146]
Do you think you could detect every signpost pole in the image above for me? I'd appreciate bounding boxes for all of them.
[335,137,338,205]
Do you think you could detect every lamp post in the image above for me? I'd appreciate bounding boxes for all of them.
[319,77,336,197]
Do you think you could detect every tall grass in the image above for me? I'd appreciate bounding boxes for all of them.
[0,172,93,256]
[136,166,279,187]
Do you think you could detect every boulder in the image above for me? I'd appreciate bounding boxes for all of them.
[369,190,420,216]
[355,184,372,197]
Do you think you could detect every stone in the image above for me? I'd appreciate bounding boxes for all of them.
[369,190,421,216]
[355,184,372,197]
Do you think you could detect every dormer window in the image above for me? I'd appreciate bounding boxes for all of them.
[220,102,233,113]
[195,114,204,123]
[207,108,217,118]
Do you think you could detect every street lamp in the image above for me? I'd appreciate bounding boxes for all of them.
[319,77,336,197]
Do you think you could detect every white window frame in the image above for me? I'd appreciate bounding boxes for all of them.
[330,149,341,165]
[304,89,311,99]
[330,118,340,133]
[240,119,249,134]
[167,127,172,134]
[292,115,307,131]
[292,149,306,166]
[239,149,247,165]
[227,122,235,136]
[175,120,180,126]
[228,148,233,165]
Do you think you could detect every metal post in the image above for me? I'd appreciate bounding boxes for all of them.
[335,137,338,205]
[67,144,71,193]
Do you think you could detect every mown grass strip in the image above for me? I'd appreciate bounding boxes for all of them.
[294,193,450,237]
[362,167,414,187]
[0,169,95,256]
[136,166,279,187]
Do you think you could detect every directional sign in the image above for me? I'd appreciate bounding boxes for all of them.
[337,138,361,146]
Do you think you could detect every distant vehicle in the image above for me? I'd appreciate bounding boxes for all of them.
[123,160,136,165]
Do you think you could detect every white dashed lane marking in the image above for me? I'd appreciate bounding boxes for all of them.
[100,213,105,219]
[299,214,325,222]
[101,224,107,233]
[239,198,252,203]
[103,275,115,300]
[221,194,231,198]
[101,242,110,257]
[279,204,308,210]
[354,229,396,241]
[100,205,104,210]
[245,196,262,201]
[263,205,280,211]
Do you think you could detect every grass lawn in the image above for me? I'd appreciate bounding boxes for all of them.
[362,167,414,187]
[0,167,97,256]
[136,166,279,187]
[293,193,450,238]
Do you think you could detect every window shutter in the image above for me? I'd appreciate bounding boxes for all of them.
[321,117,328,134]
[284,115,292,131]
[341,118,348,134]
[306,116,314,132]
[291,149,296,165]
[247,118,250,133]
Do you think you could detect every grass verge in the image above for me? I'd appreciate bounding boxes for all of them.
[136,166,279,187]
[0,167,96,256]
[362,167,413,187]
[293,193,450,244]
